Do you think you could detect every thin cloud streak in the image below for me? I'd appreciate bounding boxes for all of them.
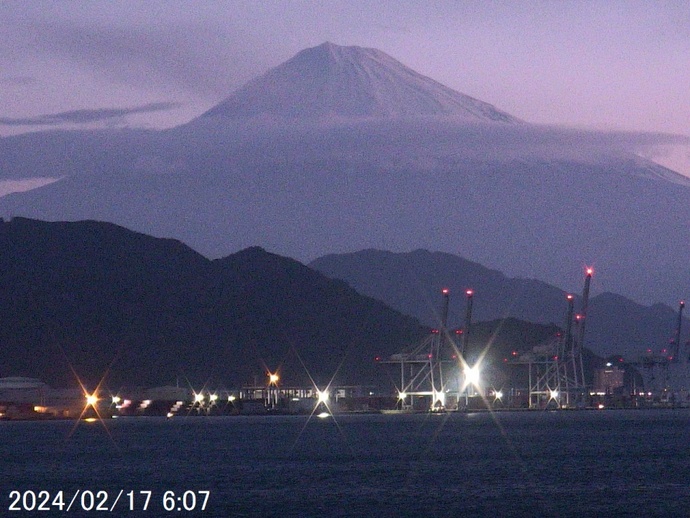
[0,102,181,126]
[0,76,37,86]
[209,117,690,165]
[5,16,267,99]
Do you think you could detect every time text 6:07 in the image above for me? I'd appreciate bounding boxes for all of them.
[8,490,211,512]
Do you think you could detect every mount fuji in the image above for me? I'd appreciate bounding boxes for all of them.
[0,42,689,306]
[200,42,520,122]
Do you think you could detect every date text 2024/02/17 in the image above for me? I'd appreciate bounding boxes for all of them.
[7,489,211,513]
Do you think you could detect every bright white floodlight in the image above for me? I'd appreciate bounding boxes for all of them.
[465,365,481,387]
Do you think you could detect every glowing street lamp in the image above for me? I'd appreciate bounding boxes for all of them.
[267,372,281,408]
[86,394,98,407]
[317,390,329,405]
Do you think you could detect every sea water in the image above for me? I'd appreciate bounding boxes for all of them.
[2,410,690,517]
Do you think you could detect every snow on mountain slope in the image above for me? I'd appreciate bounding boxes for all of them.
[630,155,690,186]
[199,42,520,122]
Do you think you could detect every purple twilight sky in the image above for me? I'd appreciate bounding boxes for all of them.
[1,1,689,173]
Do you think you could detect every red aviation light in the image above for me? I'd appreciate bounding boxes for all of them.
[681,301,686,308]
[466,289,474,296]
[585,267,594,276]
[455,329,463,335]
[566,294,574,300]
[442,288,450,295]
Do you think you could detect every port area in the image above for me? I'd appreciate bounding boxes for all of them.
[1,381,394,420]
[2,383,686,421]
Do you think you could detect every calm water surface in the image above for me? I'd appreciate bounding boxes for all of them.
[2,410,690,517]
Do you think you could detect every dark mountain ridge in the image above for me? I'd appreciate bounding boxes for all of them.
[1,218,593,394]
[0,218,428,390]
[310,249,690,361]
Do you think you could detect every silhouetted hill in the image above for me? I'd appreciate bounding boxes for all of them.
[311,249,566,326]
[310,249,690,361]
[586,293,688,361]
[0,218,427,390]
[0,218,612,395]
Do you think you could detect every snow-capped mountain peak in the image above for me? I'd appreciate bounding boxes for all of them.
[200,42,521,122]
